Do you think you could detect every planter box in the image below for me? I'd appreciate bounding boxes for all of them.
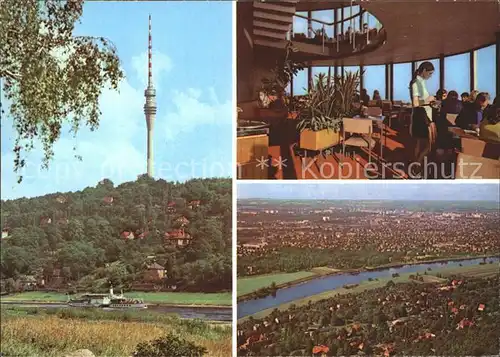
[300,129,340,151]
[237,134,269,179]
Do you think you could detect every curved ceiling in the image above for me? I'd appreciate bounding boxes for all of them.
[305,1,500,66]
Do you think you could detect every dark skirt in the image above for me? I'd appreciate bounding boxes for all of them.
[411,107,431,138]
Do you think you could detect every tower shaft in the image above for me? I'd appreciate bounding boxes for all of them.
[144,14,156,178]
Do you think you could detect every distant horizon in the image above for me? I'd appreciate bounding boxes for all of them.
[237,183,500,202]
[0,175,231,202]
[239,198,497,202]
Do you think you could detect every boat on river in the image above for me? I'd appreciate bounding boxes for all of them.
[68,288,147,309]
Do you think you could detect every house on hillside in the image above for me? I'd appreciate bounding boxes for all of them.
[164,229,192,247]
[120,231,135,240]
[1,228,9,239]
[167,202,176,213]
[175,216,189,227]
[143,262,166,282]
[188,200,201,209]
[137,231,149,239]
[40,217,52,226]
[49,268,64,287]
[57,218,69,225]
[56,196,67,204]
[103,196,114,204]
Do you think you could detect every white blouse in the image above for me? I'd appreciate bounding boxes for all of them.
[411,75,432,120]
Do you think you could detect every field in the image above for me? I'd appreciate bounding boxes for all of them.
[1,291,232,306]
[239,263,500,321]
[237,271,316,297]
[0,307,231,357]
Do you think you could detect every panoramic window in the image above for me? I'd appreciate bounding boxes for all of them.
[293,11,308,36]
[364,65,386,100]
[343,5,361,32]
[445,53,470,95]
[476,44,496,98]
[393,63,412,101]
[311,66,330,81]
[293,68,308,95]
[311,10,334,38]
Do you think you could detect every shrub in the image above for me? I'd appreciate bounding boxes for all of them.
[132,333,207,357]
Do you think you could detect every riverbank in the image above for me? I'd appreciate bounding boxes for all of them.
[1,306,231,357]
[0,291,232,307]
[238,260,499,322]
[237,253,498,302]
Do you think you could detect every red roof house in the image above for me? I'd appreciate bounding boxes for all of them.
[312,345,329,355]
[103,196,114,204]
[121,231,135,240]
[478,304,485,311]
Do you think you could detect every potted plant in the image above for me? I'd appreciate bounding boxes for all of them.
[259,41,305,115]
[296,70,361,151]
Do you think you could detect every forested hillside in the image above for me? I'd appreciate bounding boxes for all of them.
[0,175,231,293]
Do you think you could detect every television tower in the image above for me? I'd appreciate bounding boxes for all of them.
[144,14,156,177]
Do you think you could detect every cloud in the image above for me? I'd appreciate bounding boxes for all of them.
[131,50,173,89]
[163,88,232,141]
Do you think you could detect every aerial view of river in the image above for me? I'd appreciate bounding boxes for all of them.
[238,256,500,318]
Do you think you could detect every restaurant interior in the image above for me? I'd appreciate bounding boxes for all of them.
[236,0,500,180]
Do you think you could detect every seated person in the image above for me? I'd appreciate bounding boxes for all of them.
[436,88,448,101]
[456,92,490,130]
[479,98,500,143]
[360,89,370,104]
[436,91,462,149]
[372,90,382,101]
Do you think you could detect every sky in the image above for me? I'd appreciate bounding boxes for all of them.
[238,182,500,202]
[292,8,497,100]
[1,2,233,200]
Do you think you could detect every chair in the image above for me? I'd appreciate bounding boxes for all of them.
[455,153,499,179]
[366,106,383,117]
[446,113,458,126]
[342,118,376,164]
[367,100,379,107]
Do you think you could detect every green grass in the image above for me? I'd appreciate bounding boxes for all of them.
[239,263,500,321]
[1,291,232,306]
[436,263,499,279]
[238,271,316,297]
[239,272,447,321]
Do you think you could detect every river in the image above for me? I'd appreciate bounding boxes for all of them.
[1,302,232,321]
[238,257,500,318]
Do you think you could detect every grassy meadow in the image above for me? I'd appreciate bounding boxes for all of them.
[1,291,232,306]
[0,307,231,357]
[238,271,317,297]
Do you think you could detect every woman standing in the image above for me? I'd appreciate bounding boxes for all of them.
[409,61,436,177]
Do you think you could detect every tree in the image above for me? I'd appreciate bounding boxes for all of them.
[0,0,123,181]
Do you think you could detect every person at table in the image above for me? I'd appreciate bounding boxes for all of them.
[461,92,470,103]
[409,61,436,176]
[373,90,382,101]
[469,90,479,102]
[345,26,353,41]
[436,91,463,150]
[360,88,370,104]
[436,89,448,101]
[479,98,500,143]
[455,92,490,130]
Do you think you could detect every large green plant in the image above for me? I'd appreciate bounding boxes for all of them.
[297,70,362,132]
[260,42,305,107]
